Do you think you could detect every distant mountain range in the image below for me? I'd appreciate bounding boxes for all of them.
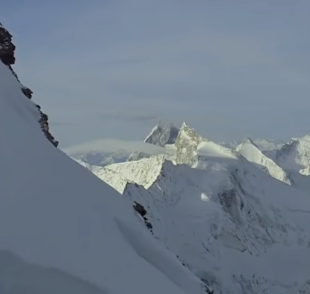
[70,121,310,293]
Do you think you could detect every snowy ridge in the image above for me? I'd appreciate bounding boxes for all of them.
[98,154,167,190]
[97,148,310,293]
[236,138,293,185]
[92,125,310,293]
[0,27,208,294]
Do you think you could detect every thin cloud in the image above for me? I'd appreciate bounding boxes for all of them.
[63,138,172,157]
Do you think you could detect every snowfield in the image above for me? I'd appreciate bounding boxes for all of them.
[91,123,310,294]
[0,59,209,293]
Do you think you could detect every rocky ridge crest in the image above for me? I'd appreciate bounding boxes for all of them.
[0,22,58,147]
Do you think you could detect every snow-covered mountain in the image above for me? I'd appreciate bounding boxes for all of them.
[0,23,209,294]
[235,138,293,185]
[273,134,310,172]
[219,138,284,151]
[127,120,179,162]
[88,124,310,294]
[66,120,285,169]
[64,121,179,167]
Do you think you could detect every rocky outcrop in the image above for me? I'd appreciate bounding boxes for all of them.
[133,201,153,233]
[0,23,15,65]
[0,22,58,147]
[175,122,206,165]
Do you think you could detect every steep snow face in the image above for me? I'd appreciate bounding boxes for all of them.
[96,147,310,294]
[0,48,208,294]
[236,138,293,185]
[99,155,167,190]
[275,135,310,172]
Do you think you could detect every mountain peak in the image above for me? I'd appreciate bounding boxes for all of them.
[241,137,256,145]
[143,120,179,147]
[275,134,310,171]
[175,123,208,165]
[236,137,293,185]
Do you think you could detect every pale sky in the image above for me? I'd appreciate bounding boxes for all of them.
[1,1,310,147]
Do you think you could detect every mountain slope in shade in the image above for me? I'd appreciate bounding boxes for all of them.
[144,120,179,146]
[127,121,179,162]
[0,25,208,294]
[95,143,310,293]
[274,134,310,172]
[236,138,293,185]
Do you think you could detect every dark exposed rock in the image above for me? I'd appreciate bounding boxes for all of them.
[133,201,153,233]
[133,201,147,217]
[0,22,58,147]
[21,86,33,99]
[0,23,15,66]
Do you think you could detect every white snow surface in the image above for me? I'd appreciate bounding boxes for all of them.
[92,130,310,293]
[0,61,209,293]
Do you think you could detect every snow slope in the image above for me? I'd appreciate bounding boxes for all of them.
[94,128,310,294]
[236,138,293,185]
[0,47,208,293]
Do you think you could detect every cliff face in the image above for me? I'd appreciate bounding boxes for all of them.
[0,22,58,147]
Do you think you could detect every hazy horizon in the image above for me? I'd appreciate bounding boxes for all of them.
[2,0,310,147]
